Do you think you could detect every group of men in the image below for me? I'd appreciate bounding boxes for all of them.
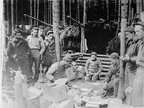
[84,21,144,107]
[122,21,144,107]
[5,26,56,83]
[104,21,144,107]
[4,21,144,107]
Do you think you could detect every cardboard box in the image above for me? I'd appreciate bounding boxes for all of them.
[41,83,68,103]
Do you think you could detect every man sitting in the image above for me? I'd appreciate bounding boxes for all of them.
[103,52,120,98]
[46,55,73,82]
[85,52,103,82]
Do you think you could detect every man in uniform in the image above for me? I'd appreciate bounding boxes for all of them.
[27,27,45,82]
[103,52,120,98]
[131,21,144,107]
[121,26,137,104]
[85,52,103,82]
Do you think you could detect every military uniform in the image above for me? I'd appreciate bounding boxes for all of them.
[132,41,144,107]
[104,52,120,97]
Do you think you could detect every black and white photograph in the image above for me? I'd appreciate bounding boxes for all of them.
[1,0,144,108]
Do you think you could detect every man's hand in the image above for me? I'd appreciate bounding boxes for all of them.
[121,54,130,62]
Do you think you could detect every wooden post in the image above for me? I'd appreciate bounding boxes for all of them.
[34,0,37,25]
[11,0,14,34]
[44,0,47,23]
[62,0,66,26]
[30,0,33,25]
[77,0,80,22]
[106,0,109,20]
[53,0,60,62]
[69,0,71,25]
[37,0,39,25]
[118,0,128,99]
[81,0,86,53]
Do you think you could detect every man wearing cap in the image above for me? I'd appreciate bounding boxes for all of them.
[42,31,56,74]
[85,52,103,82]
[46,54,73,82]
[27,27,45,82]
[130,21,144,107]
[103,52,120,98]
[121,26,138,104]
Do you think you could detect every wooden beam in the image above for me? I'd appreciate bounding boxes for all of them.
[118,0,128,100]
[53,0,60,62]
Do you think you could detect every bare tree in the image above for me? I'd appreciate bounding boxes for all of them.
[53,0,60,62]
[118,0,128,100]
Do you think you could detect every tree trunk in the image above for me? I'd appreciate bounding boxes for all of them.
[77,0,80,22]
[6,0,10,35]
[37,0,39,25]
[118,0,128,100]
[11,0,14,34]
[53,0,60,62]
[136,0,141,19]
[15,0,18,25]
[106,0,109,20]
[48,0,50,24]
[50,1,52,25]
[34,0,37,25]
[30,0,33,25]
[44,0,47,23]
[81,0,86,53]
[69,0,71,25]
[62,0,66,26]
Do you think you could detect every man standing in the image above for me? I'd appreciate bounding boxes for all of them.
[131,22,144,107]
[85,52,103,82]
[7,30,33,83]
[42,31,56,74]
[121,26,138,104]
[27,27,45,82]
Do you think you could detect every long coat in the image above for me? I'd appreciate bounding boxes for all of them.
[7,37,33,78]
[132,42,144,107]
[42,39,56,65]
